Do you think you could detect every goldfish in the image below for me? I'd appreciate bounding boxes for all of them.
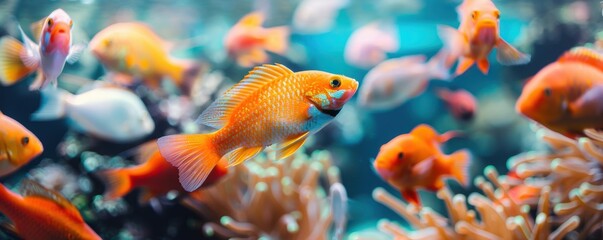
[436,88,477,121]
[98,141,228,203]
[437,0,530,76]
[158,63,358,191]
[344,21,399,69]
[89,22,201,93]
[0,179,101,239]
[292,0,349,34]
[225,12,290,67]
[0,9,84,90]
[0,112,43,177]
[372,124,471,206]
[516,47,603,139]
[31,87,155,143]
[357,53,450,111]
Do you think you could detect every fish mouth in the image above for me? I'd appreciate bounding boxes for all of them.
[318,108,342,117]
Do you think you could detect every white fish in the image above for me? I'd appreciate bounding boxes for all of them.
[344,21,399,69]
[292,0,349,34]
[31,87,155,143]
[357,52,450,111]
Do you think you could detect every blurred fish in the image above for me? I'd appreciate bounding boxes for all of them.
[436,88,477,122]
[89,22,201,94]
[98,141,228,204]
[0,179,101,240]
[344,21,399,69]
[0,9,84,90]
[31,87,155,143]
[508,184,541,204]
[438,0,530,76]
[292,0,348,34]
[225,12,290,67]
[372,124,471,206]
[357,53,450,111]
[516,47,603,139]
[158,64,358,191]
[0,112,43,177]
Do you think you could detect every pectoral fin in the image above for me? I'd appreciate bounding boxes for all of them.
[572,85,603,115]
[496,38,531,65]
[412,157,435,176]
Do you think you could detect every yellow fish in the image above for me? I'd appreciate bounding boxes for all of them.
[0,111,43,177]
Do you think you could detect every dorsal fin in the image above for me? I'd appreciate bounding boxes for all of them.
[238,12,264,27]
[30,17,47,42]
[20,179,83,222]
[197,63,294,128]
[558,47,603,72]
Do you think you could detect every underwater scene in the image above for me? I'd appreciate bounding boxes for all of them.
[0,0,602,239]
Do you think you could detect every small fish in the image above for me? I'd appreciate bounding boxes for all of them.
[0,112,43,177]
[89,22,201,93]
[516,47,603,139]
[436,88,477,121]
[98,141,228,203]
[225,12,290,67]
[31,87,155,143]
[372,124,471,206]
[508,184,541,204]
[357,52,450,111]
[0,9,84,90]
[438,0,530,76]
[158,63,358,191]
[344,21,399,69]
[0,179,101,240]
[292,0,349,34]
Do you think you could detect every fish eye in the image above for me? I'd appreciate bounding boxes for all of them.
[397,152,404,159]
[471,11,477,20]
[21,136,29,146]
[330,78,341,88]
[543,88,552,97]
[104,39,112,47]
[47,19,53,26]
[495,11,500,19]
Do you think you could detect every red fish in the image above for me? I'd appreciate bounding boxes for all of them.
[437,88,477,121]
[372,124,471,206]
[0,179,101,239]
[98,141,228,203]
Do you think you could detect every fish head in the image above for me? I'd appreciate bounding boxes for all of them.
[464,1,500,46]
[516,63,571,124]
[41,9,73,54]
[373,135,430,180]
[305,72,358,117]
[89,28,122,67]
[2,118,43,166]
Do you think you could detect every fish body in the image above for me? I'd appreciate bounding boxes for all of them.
[292,0,349,34]
[225,12,290,67]
[98,141,228,203]
[516,47,603,138]
[0,112,43,177]
[0,180,100,240]
[357,52,450,111]
[438,0,530,76]
[0,9,82,89]
[89,22,200,92]
[344,21,399,69]
[32,87,155,143]
[158,64,358,191]
[372,124,471,206]
[437,88,477,121]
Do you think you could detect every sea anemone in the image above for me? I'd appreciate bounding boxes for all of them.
[181,149,346,239]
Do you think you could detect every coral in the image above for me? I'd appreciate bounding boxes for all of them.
[181,149,346,240]
[369,129,603,239]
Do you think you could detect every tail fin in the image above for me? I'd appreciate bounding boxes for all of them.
[167,59,203,96]
[0,37,36,86]
[426,50,451,81]
[449,149,472,187]
[157,134,220,192]
[263,26,290,55]
[97,169,132,200]
[31,88,71,121]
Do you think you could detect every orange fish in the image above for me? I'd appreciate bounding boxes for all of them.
[437,88,477,122]
[438,0,530,75]
[0,179,101,240]
[0,111,44,177]
[516,47,603,139]
[98,141,228,203]
[372,124,471,206]
[224,12,290,67]
[158,63,358,191]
